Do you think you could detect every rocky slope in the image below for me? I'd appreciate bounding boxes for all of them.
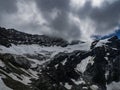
[0,27,120,90]
[0,27,69,47]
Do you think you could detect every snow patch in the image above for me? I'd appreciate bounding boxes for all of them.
[64,83,72,90]
[61,58,67,65]
[76,56,92,73]
[71,79,85,85]
[107,82,120,90]
[90,85,99,90]
[95,39,109,47]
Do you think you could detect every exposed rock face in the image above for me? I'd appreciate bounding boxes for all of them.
[32,36,120,90]
[0,27,120,90]
[0,53,31,69]
[0,27,69,47]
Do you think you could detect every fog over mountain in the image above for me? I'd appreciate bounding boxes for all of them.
[0,0,120,41]
[1,1,120,90]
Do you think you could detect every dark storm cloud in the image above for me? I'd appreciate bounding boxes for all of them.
[51,11,69,31]
[35,0,69,12]
[78,0,120,35]
[0,0,17,13]
[49,11,81,40]
[0,0,120,41]
[91,0,120,34]
[0,0,17,26]
[35,0,81,40]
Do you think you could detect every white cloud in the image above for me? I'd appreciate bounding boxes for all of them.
[70,0,86,10]
[91,0,104,7]
[68,13,95,42]
[16,0,47,26]
[80,19,95,42]
[0,0,120,41]
[1,0,49,34]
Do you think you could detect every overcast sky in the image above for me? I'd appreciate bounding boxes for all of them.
[0,0,120,41]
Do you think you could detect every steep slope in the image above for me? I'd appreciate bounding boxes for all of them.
[0,27,91,90]
[0,27,69,47]
[33,36,120,90]
[0,27,120,90]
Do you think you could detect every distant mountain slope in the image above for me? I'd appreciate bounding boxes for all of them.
[0,27,69,47]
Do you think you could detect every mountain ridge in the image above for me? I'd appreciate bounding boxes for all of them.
[0,27,69,47]
[0,27,120,90]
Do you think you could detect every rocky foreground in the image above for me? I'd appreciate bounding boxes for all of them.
[0,27,120,90]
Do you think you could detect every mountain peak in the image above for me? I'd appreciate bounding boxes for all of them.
[0,27,120,90]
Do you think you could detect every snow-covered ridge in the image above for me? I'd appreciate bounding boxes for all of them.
[0,41,91,90]
[0,27,69,47]
[95,38,109,47]
[0,29,120,90]
[0,43,90,56]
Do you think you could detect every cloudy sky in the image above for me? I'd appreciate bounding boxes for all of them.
[0,0,120,41]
